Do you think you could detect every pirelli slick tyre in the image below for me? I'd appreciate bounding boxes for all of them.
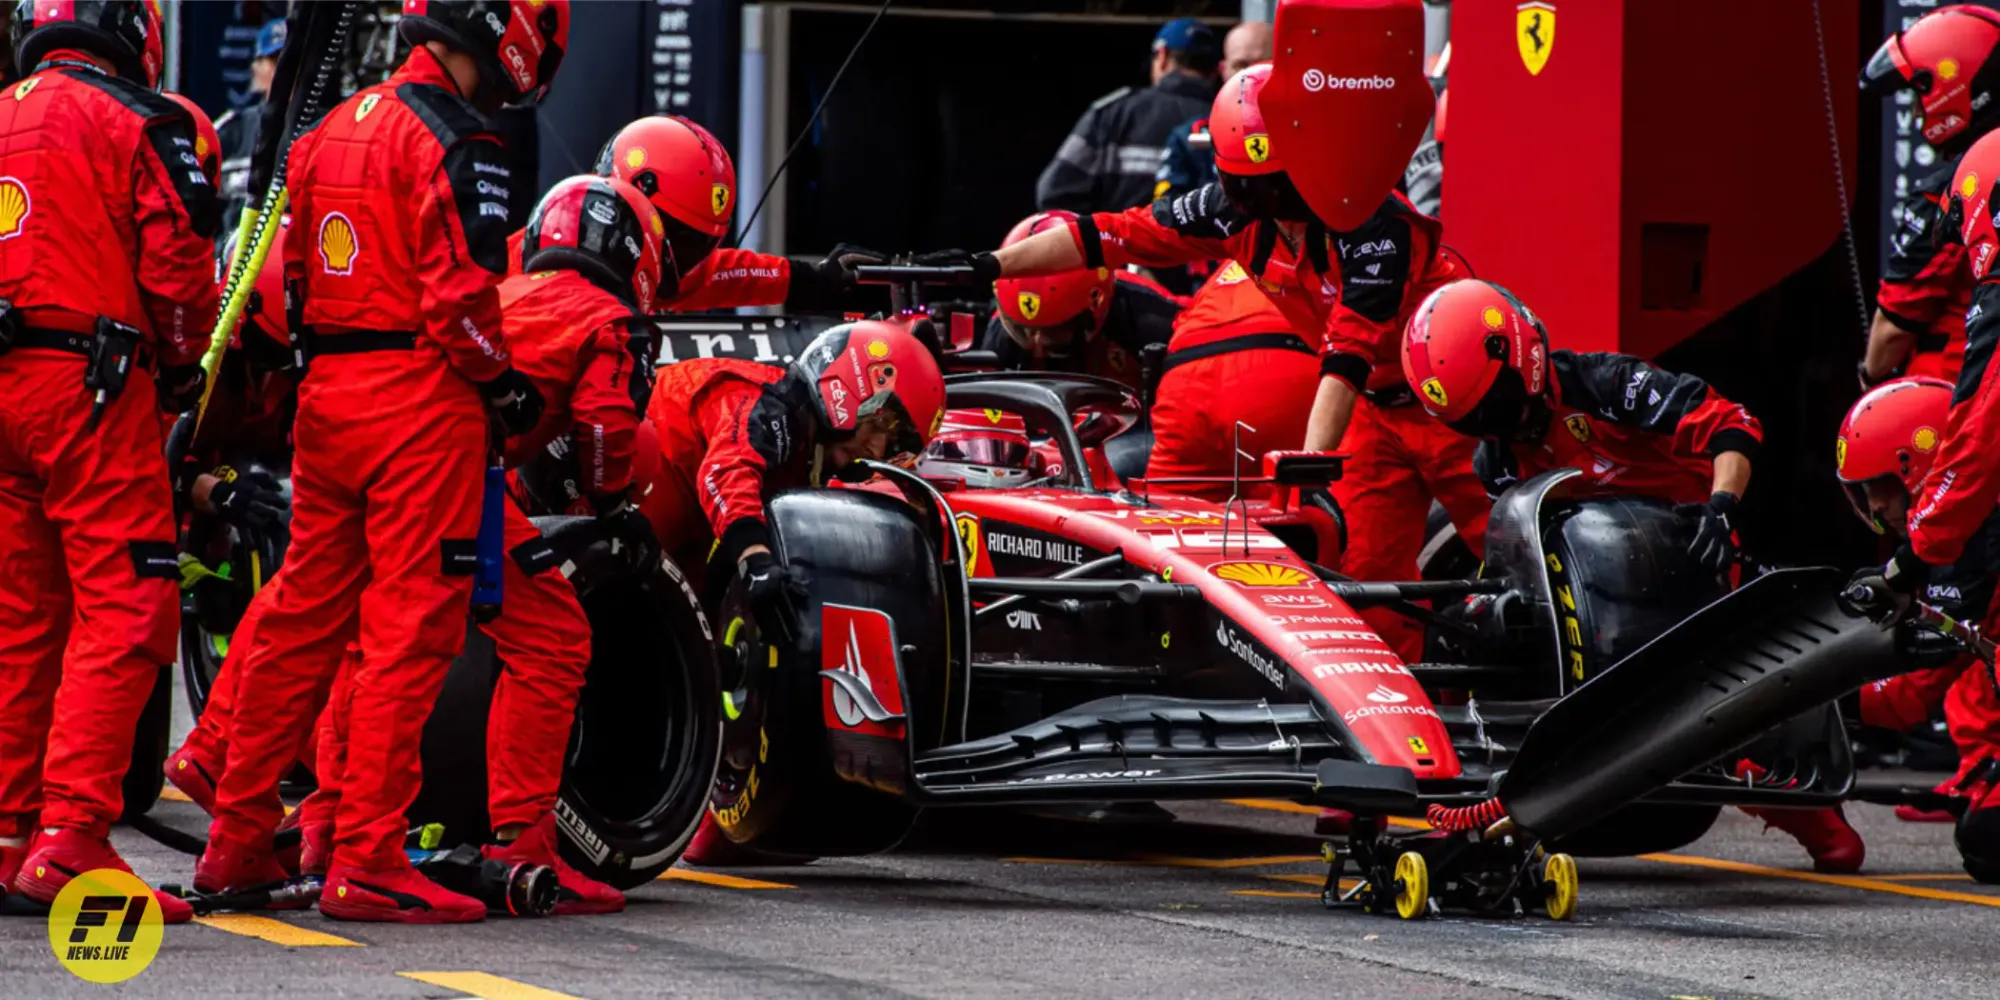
[413,518,722,890]
[709,489,932,858]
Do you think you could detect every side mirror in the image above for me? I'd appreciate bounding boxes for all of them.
[1264,450,1344,487]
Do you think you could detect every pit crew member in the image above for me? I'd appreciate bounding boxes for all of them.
[983,210,1181,390]
[0,0,217,921]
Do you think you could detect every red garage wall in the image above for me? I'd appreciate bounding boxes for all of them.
[1446,0,1857,359]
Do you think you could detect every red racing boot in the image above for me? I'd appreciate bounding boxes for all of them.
[15,827,194,923]
[194,838,303,906]
[319,858,485,924]
[164,742,222,816]
[1739,805,1866,874]
[484,814,624,915]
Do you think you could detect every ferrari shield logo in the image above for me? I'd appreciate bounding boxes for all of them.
[711,183,730,217]
[1017,292,1042,321]
[1517,2,1555,76]
[1564,413,1591,443]
[1244,134,1271,164]
[1835,436,1847,474]
[1419,378,1448,409]
[953,513,983,570]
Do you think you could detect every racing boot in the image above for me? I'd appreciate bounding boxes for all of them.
[1897,778,1961,823]
[483,814,624,915]
[15,827,194,923]
[319,858,485,924]
[1738,805,1866,874]
[194,837,305,907]
[164,741,222,816]
[287,793,336,878]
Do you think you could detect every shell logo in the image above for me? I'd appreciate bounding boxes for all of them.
[1017,291,1042,321]
[1217,261,1248,284]
[624,147,647,170]
[0,178,30,241]
[865,339,890,360]
[318,212,359,276]
[1481,305,1505,330]
[1941,58,1961,82]
[711,183,730,217]
[1964,171,1982,202]
[1213,561,1311,588]
[649,210,664,237]
[1914,426,1939,452]
[1420,377,1448,409]
[194,133,210,160]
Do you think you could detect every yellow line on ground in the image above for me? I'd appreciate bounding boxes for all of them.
[195,913,362,947]
[1220,798,1430,830]
[398,972,583,1000]
[1866,873,1976,882]
[1002,854,1316,869]
[659,868,795,889]
[1260,872,1351,887]
[158,785,192,803]
[1640,853,2000,908]
[1231,889,1320,899]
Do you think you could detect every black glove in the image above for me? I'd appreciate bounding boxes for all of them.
[786,243,888,310]
[1856,359,1901,393]
[595,501,660,577]
[740,549,806,646]
[815,243,886,282]
[1299,487,1348,557]
[1680,491,1739,574]
[207,466,288,530]
[157,363,206,414]
[909,248,1003,284]
[1845,544,1929,628]
[478,367,545,437]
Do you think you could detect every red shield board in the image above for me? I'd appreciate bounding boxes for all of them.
[1262,0,1434,230]
[820,603,907,739]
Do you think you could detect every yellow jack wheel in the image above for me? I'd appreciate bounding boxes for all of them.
[1392,851,1429,920]
[1542,852,1579,921]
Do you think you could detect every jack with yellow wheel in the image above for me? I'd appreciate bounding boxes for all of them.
[1320,815,1577,920]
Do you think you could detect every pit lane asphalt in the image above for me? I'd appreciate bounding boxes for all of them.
[0,695,1986,998]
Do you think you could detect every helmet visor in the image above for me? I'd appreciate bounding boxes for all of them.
[1862,36,1919,95]
[929,436,1033,470]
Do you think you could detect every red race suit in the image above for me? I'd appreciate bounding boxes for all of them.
[1878,163,1972,383]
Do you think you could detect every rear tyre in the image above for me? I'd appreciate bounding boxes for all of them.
[414,520,721,890]
[710,490,930,858]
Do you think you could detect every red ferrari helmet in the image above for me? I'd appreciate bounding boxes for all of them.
[1836,376,1952,534]
[1402,278,1549,437]
[992,211,1114,357]
[521,175,671,313]
[164,92,221,186]
[594,115,735,275]
[399,0,569,107]
[1211,62,1280,177]
[12,0,163,87]
[793,320,947,465]
[220,216,291,354]
[1864,5,2000,152]
[1947,129,2000,280]
[916,411,1048,489]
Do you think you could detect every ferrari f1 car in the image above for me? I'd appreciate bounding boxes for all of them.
[696,349,1944,920]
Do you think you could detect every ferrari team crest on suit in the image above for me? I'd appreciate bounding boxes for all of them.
[1564,413,1591,443]
[1517,2,1556,76]
[353,93,381,122]
[319,212,358,276]
[1017,291,1042,321]
[0,177,30,241]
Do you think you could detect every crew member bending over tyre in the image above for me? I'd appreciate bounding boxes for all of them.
[201,0,570,925]
[1403,277,1865,874]
[635,321,946,865]
[1837,377,2000,878]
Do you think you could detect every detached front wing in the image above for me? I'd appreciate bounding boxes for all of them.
[907,694,1419,813]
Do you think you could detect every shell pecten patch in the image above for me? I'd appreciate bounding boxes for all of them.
[1481,305,1505,330]
[319,212,358,276]
[47,868,163,984]
[866,339,890,360]
[0,177,31,241]
[1964,171,1982,202]
[625,146,647,170]
[1213,561,1311,588]
[1914,426,1939,452]
[1420,378,1448,408]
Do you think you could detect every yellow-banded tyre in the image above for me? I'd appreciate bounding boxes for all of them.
[1542,852,1579,920]
[1393,851,1430,920]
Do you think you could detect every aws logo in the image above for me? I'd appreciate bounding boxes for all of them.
[318,212,358,276]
